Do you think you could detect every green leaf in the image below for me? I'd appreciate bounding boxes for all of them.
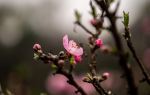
[89,1,97,18]
[74,10,81,22]
[122,11,129,28]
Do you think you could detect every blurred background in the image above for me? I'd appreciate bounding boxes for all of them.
[0,0,150,95]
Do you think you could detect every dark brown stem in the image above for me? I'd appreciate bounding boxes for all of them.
[76,5,111,94]
[90,46,97,76]
[113,0,120,16]
[57,69,87,95]
[89,40,110,95]
[76,17,109,94]
[93,83,103,94]
[36,52,87,95]
[76,21,95,36]
[94,0,138,95]
[93,79,109,95]
[124,27,150,84]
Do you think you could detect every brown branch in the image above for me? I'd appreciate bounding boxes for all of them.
[56,68,87,95]
[94,0,138,95]
[124,27,150,84]
[113,0,120,16]
[75,4,112,94]
[75,21,95,36]
[34,51,87,95]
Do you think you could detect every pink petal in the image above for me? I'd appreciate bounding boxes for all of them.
[68,40,76,48]
[73,48,83,56]
[68,40,77,54]
[63,35,69,50]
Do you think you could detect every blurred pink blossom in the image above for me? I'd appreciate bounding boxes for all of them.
[143,48,150,69]
[63,35,83,63]
[141,17,150,34]
[46,74,73,95]
[45,74,94,95]
[101,71,123,90]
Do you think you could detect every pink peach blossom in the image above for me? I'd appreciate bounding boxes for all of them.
[63,35,83,63]
[63,35,83,56]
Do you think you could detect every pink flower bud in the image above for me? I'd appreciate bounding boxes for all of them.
[102,72,110,79]
[90,19,97,26]
[74,56,82,63]
[33,43,41,51]
[95,39,103,47]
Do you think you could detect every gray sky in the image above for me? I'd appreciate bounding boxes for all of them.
[0,0,149,47]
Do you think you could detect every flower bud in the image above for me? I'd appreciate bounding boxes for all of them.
[74,56,82,63]
[95,39,103,47]
[102,72,110,80]
[90,19,97,26]
[33,43,41,51]
[90,19,103,28]
[58,60,65,66]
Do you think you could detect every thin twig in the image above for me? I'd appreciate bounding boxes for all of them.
[75,21,95,36]
[124,27,150,84]
[56,69,87,95]
[35,51,87,95]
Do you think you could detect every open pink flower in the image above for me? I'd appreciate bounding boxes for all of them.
[63,35,83,63]
[63,35,83,56]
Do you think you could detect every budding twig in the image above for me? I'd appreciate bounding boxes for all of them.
[123,26,150,85]
[94,0,138,95]
[75,21,95,36]
[33,47,87,95]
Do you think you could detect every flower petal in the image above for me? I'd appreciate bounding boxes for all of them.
[63,35,69,50]
[73,47,83,56]
[68,40,76,48]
